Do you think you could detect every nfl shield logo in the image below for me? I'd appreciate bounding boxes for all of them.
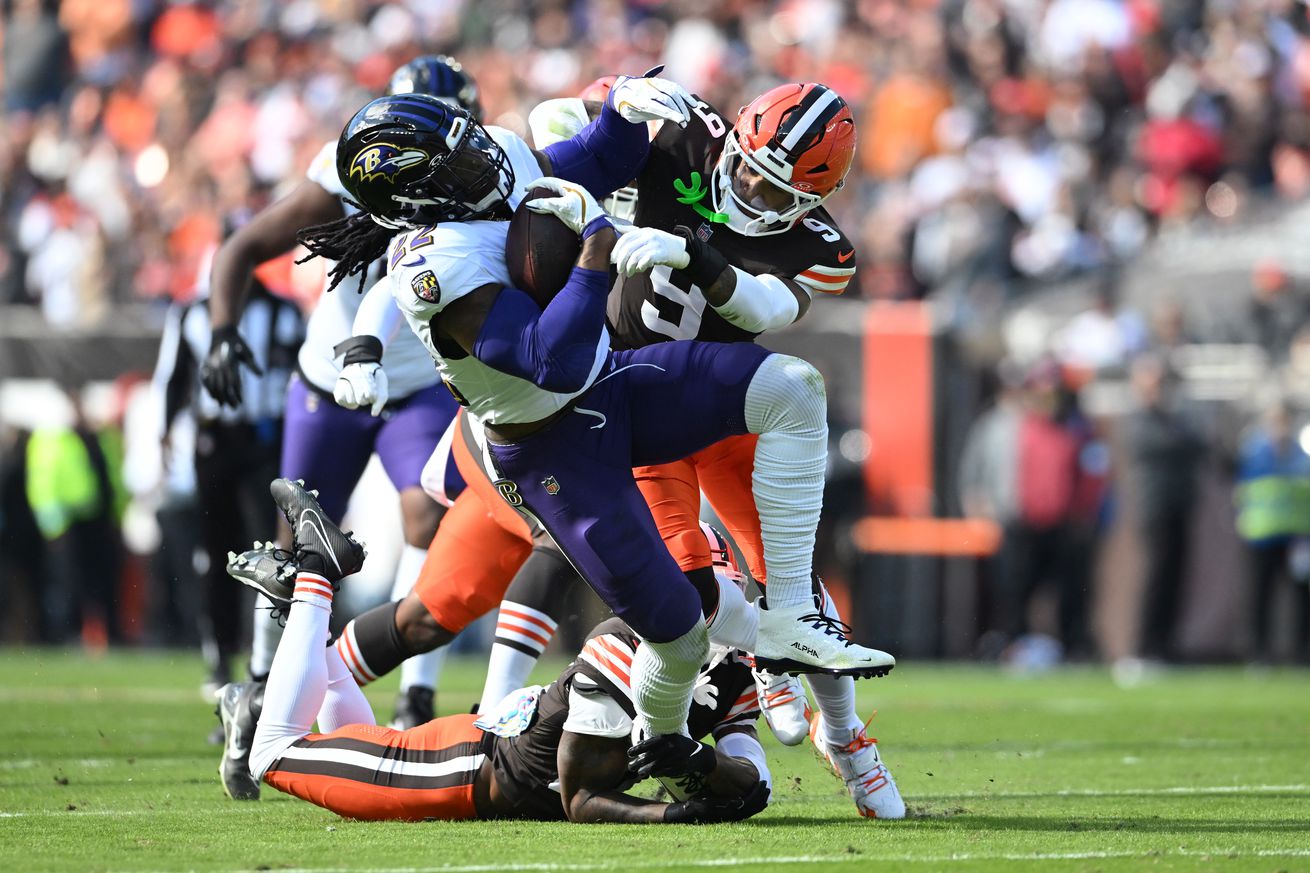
[696,223,714,242]
[541,476,561,496]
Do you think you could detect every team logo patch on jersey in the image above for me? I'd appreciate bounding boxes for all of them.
[348,143,429,184]
[494,479,523,506]
[411,270,441,304]
[541,476,561,496]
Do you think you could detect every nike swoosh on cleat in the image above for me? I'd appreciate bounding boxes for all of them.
[298,509,343,575]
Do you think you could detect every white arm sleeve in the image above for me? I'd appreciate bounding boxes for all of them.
[562,676,633,739]
[710,268,807,334]
[351,277,405,346]
[716,731,772,796]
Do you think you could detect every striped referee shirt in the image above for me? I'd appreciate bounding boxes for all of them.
[154,286,304,431]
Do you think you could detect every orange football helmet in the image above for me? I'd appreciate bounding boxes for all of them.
[712,83,856,236]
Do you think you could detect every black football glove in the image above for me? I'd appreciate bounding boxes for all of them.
[627,733,717,780]
[663,780,770,825]
[201,325,263,408]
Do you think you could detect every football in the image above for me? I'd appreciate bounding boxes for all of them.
[505,186,583,308]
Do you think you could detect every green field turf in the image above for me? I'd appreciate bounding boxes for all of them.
[0,651,1306,873]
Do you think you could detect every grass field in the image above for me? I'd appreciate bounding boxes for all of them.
[0,652,1306,873]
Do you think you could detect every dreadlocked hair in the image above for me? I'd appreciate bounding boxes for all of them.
[296,207,395,294]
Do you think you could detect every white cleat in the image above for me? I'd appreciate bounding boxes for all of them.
[753,667,811,746]
[810,712,905,819]
[754,601,895,678]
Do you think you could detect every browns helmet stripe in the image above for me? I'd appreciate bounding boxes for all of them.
[775,86,843,160]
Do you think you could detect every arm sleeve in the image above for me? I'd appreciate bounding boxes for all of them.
[472,267,610,393]
[351,277,406,345]
[153,304,193,438]
[715,731,772,797]
[541,100,651,199]
[710,268,807,334]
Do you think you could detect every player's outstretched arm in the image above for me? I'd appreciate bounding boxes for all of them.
[538,68,690,198]
[209,181,341,329]
[202,181,341,407]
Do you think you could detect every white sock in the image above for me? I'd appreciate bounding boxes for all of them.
[250,573,334,779]
[248,602,284,678]
[318,643,377,733]
[744,354,827,607]
[706,576,758,651]
[630,619,708,738]
[479,601,559,712]
[390,544,446,693]
[807,584,863,743]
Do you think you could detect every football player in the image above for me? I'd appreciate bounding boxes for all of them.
[222,480,770,824]
[290,78,892,754]
[478,82,905,817]
[201,55,480,740]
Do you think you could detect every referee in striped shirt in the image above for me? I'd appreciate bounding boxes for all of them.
[155,279,303,694]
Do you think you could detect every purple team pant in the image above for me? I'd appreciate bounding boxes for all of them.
[280,376,459,522]
[486,341,770,643]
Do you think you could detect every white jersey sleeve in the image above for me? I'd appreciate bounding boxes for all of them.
[381,127,607,426]
[306,140,348,200]
[562,674,633,739]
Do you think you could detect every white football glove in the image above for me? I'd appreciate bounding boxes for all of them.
[334,362,388,416]
[609,67,693,127]
[525,177,607,236]
[611,226,691,277]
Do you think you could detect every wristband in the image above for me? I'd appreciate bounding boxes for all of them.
[672,226,730,288]
[333,335,384,366]
[582,215,614,240]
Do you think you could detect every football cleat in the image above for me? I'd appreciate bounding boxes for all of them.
[753,667,811,746]
[753,602,895,678]
[269,478,366,584]
[390,685,436,730]
[226,543,298,604]
[810,712,905,819]
[216,681,264,801]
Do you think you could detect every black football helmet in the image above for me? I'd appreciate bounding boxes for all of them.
[336,93,514,228]
[388,55,482,121]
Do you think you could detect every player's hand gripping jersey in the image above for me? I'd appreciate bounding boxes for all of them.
[385,128,610,426]
[606,92,857,348]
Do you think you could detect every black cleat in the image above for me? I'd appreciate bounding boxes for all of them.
[226,543,298,604]
[390,685,436,730]
[215,681,264,801]
[269,478,365,584]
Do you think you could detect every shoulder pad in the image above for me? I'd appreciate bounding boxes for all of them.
[306,140,346,199]
[388,223,507,317]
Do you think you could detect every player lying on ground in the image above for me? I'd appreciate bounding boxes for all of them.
[198,55,483,730]
[329,76,905,818]
[292,78,892,750]
[223,479,771,824]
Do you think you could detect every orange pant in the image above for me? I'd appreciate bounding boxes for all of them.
[413,412,533,633]
[263,714,485,821]
[634,433,767,583]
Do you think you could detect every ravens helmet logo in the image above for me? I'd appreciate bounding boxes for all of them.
[349,143,430,184]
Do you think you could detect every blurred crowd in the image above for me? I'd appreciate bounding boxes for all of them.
[9,0,1310,320]
[4,0,1310,666]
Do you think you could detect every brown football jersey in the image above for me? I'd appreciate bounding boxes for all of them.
[606,97,857,350]
[487,617,759,820]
